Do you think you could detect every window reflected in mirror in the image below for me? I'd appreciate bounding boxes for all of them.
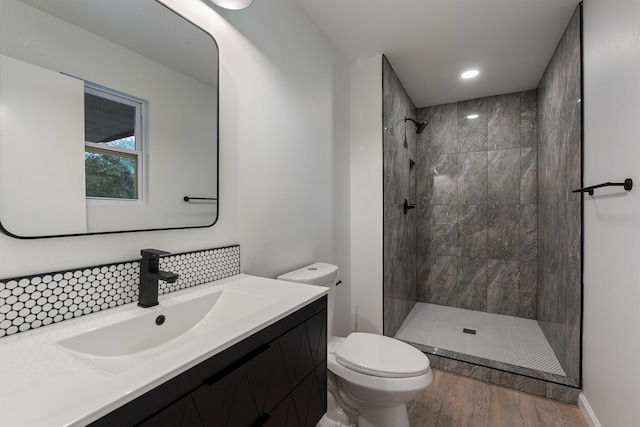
[84,85,146,202]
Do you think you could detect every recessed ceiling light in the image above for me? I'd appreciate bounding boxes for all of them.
[467,114,479,119]
[461,69,479,79]
[206,0,253,10]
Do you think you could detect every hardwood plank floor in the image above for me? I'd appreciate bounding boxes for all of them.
[407,369,588,427]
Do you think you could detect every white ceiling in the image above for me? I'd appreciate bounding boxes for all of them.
[17,0,218,87]
[294,0,579,108]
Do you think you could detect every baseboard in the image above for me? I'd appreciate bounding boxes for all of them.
[578,393,602,427]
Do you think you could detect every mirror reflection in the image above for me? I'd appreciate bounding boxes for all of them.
[0,0,219,238]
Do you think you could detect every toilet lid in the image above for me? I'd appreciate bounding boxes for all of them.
[334,333,430,378]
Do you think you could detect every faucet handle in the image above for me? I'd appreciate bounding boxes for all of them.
[140,248,172,259]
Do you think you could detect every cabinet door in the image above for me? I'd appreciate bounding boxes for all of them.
[279,308,326,392]
[263,395,300,427]
[191,313,327,427]
[243,341,290,414]
[191,343,290,427]
[277,310,327,427]
[137,395,204,427]
[291,362,326,427]
[191,362,261,427]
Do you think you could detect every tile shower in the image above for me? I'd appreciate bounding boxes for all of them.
[382,55,418,338]
[382,5,582,401]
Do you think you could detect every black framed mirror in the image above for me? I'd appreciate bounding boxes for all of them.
[0,0,219,238]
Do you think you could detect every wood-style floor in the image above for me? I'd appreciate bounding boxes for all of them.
[407,369,589,427]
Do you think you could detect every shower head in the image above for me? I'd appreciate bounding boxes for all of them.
[405,117,428,134]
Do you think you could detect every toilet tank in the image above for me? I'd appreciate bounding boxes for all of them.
[277,263,338,335]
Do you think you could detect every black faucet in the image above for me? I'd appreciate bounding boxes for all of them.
[138,249,179,308]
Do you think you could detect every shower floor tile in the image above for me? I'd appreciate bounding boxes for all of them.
[395,303,566,376]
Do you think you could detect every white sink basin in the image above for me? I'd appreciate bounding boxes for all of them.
[57,288,277,374]
[58,292,219,357]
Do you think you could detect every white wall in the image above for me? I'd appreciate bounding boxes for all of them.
[0,56,87,236]
[205,0,353,336]
[0,0,352,335]
[581,0,640,426]
[350,55,383,334]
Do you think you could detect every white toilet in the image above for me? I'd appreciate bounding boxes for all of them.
[278,263,433,427]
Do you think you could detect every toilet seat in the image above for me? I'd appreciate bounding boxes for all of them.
[334,333,430,378]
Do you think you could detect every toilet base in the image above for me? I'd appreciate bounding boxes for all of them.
[357,403,410,427]
[318,373,356,427]
[316,413,355,427]
[317,402,411,427]
[318,384,413,427]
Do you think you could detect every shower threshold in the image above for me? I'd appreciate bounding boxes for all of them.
[395,303,576,386]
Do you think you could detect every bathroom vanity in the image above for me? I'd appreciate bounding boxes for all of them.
[94,295,327,426]
[0,275,327,426]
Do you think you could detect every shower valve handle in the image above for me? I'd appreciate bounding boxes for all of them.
[403,199,416,215]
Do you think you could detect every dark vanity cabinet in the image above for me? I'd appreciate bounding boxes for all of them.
[90,296,327,427]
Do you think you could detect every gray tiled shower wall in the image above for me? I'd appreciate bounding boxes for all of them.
[382,56,418,336]
[537,5,582,384]
[415,90,538,319]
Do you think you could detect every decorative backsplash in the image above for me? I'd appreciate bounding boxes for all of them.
[0,245,240,338]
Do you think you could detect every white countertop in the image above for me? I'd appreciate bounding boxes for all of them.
[0,274,327,427]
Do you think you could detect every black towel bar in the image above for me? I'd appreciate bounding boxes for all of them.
[183,196,218,202]
[572,179,633,196]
